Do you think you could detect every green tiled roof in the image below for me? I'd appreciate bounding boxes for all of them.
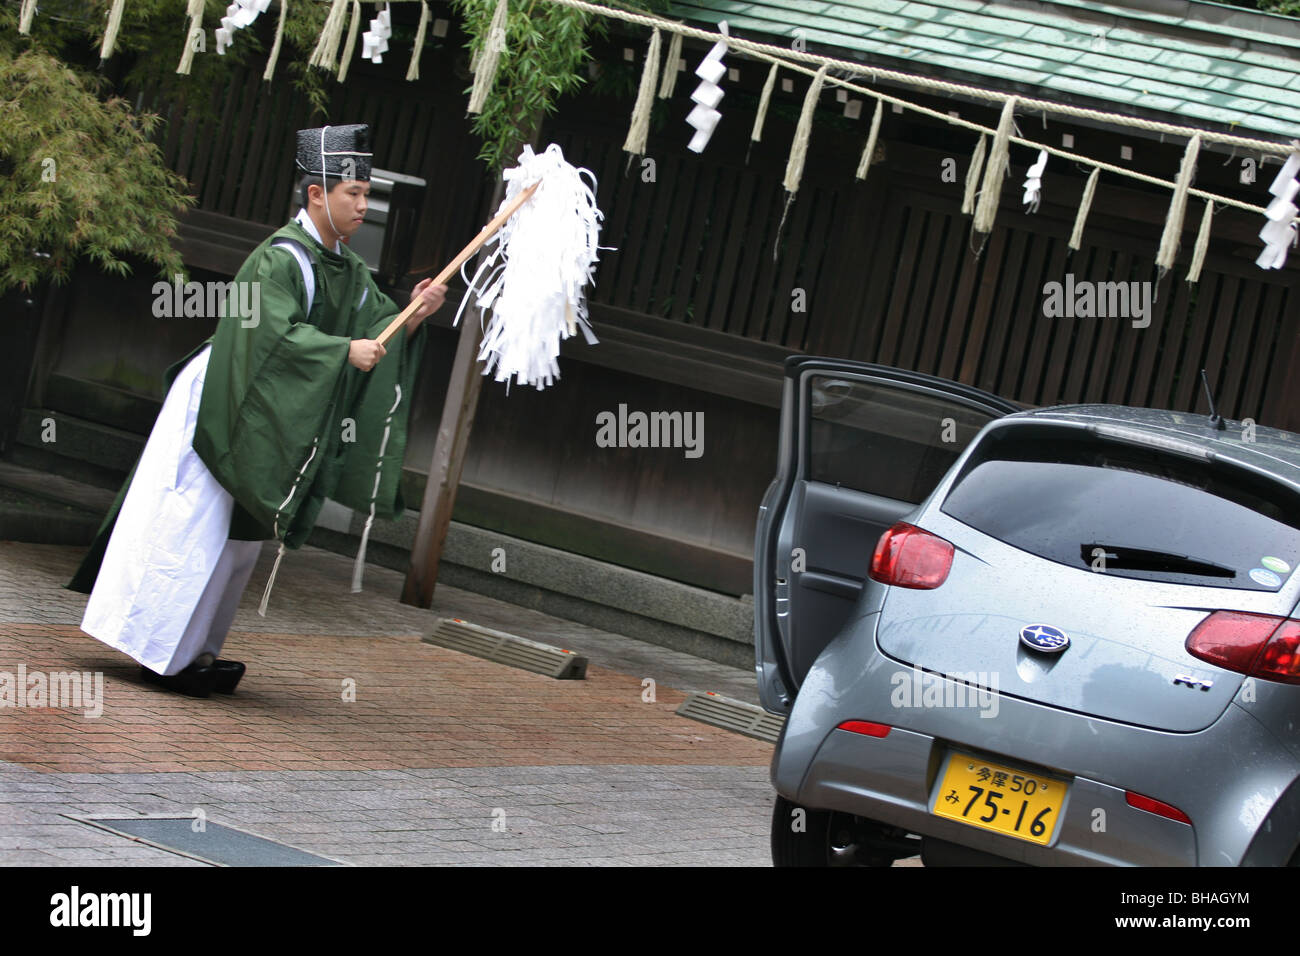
[669,0,1300,139]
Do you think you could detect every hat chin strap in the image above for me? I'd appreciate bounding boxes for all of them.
[320,126,341,239]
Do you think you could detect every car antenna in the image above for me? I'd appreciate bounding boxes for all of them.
[1200,369,1226,431]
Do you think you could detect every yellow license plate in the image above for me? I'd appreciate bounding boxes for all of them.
[931,752,1068,846]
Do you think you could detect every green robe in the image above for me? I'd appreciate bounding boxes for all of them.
[68,218,425,593]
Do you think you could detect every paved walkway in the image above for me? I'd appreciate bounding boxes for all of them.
[0,542,774,865]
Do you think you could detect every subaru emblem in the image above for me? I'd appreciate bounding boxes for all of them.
[1020,623,1069,653]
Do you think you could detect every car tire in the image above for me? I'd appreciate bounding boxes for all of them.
[770,795,899,866]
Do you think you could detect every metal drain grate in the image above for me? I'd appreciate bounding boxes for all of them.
[676,692,785,743]
[71,817,345,867]
[423,618,588,679]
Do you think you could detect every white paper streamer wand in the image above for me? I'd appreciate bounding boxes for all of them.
[377,144,604,391]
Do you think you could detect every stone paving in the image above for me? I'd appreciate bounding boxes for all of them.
[0,542,775,865]
[0,763,773,866]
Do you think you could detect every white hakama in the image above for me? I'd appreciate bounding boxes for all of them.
[81,346,263,675]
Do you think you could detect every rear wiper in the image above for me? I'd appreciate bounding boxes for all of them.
[1081,543,1236,578]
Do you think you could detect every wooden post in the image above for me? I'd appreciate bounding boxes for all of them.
[400,179,502,608]
[401,117,542,607]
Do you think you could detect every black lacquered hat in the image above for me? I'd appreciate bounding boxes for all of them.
[295,124,373,181]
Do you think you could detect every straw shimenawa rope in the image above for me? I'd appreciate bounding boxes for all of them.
[1156,134,1201,273]
[745,61,779,164]
[263,0,289,81]
[100,0,127,60]
[657,30,684,99]
[1186,200,1214,283]
[18,0,37,34]
[532,0,1293,156]
[308,0,350,71]
[973,97,1017,235]
[1069,166,1100,251]
[623,28,662,157]
[750,63,779,144]
[209,0,1285,249]
[855,98,884,182]
[265,0,1295,275]
[961,133,987,215]
[783,64,828,195]
[525,0,1296,270]
[467,0,509,114]
[290,0,1292,180]
[336,0,363,83]
[176,0,206,75]
[772,64,827,260]
[407,1,432,81]
[759,43,1278,221]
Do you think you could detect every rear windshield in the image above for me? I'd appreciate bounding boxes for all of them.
[941,426,1300,591]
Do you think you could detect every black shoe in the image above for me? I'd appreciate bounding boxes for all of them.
[212,659,246,695]
[140,662,216,698]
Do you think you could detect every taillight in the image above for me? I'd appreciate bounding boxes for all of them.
[869,522,955,590]
[1186,610,1300,685]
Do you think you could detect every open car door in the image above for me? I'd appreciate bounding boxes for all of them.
[754,356,1021,714]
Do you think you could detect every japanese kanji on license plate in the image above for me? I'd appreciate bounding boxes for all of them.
[931,751,1068,846]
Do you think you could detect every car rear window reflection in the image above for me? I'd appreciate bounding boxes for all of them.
[941,428,1300,590]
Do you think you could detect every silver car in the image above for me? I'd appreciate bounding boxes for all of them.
[755,356,1300,866]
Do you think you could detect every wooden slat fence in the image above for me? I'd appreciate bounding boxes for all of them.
[126,39,1300,432]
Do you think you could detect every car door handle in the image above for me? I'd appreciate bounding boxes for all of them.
[798,571,863,601]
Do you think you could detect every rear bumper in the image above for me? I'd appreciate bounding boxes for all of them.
[792,725,1197,865]
[771,624,1300,866]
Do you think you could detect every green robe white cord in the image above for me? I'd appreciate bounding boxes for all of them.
[351,384,403,592]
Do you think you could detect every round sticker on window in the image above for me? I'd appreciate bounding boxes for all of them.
[1261,556,1291,575]
[1250,567,1283,588]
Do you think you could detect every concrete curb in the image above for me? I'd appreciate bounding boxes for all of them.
[311,508,756,669]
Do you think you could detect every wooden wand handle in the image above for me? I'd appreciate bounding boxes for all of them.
[375,179,541,348]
